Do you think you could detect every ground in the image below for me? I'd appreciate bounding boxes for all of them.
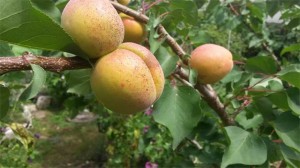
[26,106,106,168]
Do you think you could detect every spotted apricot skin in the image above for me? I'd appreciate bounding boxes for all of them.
[61,0,124,58]
[120,13,147,44]
[90,43,165,115]
[190,44,233,84]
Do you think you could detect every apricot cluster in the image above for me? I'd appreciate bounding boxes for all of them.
[61,0,164,114]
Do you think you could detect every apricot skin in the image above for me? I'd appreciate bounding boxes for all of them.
[120,13,146,44]
[61,0,124,58]
[118,0,130,6]
[90,43,164,114]
[190,44,233,84]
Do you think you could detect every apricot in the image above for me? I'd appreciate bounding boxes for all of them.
[90,42,164,114]
[120,13,147,44]
[190,44,233,84]
[118,0,130,6]
[61,0,124,58]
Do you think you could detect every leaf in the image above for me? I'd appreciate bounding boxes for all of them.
[148,16,166,54]
[221,126,267,168]
[251,97,276,121]
[0,41,14,56]
[245,56,278,74]
[153,82,202,149]
[11,44,42,56]
[19,64,47,100]
[267,91,289,110]
[8,123,34,151]
[0,0,79,53]
[262,137,282,163]
[286,88,300,116]
[280,144,300,168]
[277,64,300,88]
[0,85,10,119]
[247,2,264,21]
[55,0,69,12]
[274,112,300,153]
[188,68,198,86]
[156,46,178,76]
[280,43,300,56]
[235,111,263,130]
[169,0,198,26]
[30,0,61,23]
[65,69,92,96]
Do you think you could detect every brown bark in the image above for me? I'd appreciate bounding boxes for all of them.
[0,53,90,75]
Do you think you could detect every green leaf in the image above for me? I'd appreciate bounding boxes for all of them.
[153,82,202,149]
[188,68,198,86]
[280,144,300,168]
[245,56,278,74]
[65,69,92,96]
[267,91,289,110]
[251,97,276,121]
[11,44,42,56]
[156,46,178,76]
[169,0,198,26]
[55,0,68,12]
[280,43,300,56]
[0,0,79,53]
[274,112,300,153]
[235,111,263,130]
[0,85,10,119]
[30,0,61,23]
[277,64,300,88]
[0,41,14,56]
[262,138,282,163]
[286,88,300,116]
[19,64,47,100]
[247,2,264,21]
[221,126,267,168]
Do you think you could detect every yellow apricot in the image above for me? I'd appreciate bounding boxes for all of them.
[190,44,233,84]
[91,43,164,114]
[61,0,124,58]
[120,13,147,44]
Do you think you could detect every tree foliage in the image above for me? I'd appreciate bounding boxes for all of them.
[0,0,300,167]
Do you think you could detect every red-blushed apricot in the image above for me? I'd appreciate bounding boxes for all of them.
[61,0,124,58]
[190,44,233,84]
[91,43,164,114]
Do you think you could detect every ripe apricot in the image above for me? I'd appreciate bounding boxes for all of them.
[120,13,147,44]
[190,44,233,84]
[61,0,124,58]
[90,43,164,114]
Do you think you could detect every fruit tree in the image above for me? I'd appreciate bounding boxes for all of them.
[0,0,300,167]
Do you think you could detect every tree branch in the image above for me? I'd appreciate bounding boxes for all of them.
[112,2,234,126]
[0,1,234,126]
[0,53,90,75]
[111,1,189,65]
